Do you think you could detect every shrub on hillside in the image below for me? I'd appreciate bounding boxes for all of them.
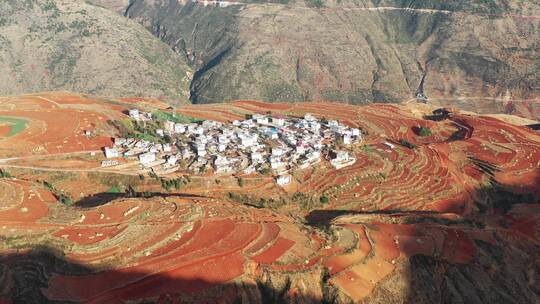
[305,0,324,8]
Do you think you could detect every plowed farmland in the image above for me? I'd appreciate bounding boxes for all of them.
[0,93,539,303]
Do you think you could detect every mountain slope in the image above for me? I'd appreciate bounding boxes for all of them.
[0,0,192,100]
[95,0,539,105]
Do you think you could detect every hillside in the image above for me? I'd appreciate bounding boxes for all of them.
[0,92,538,303]
[88,0,539,108]
[0,0,192,100]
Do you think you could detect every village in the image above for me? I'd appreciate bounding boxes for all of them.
[102,109,363,186]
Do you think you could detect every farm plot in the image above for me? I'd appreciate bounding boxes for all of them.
[0,94,125,158]
[34,197,313,302]
[0,179,56,223]
[325,220,500,302]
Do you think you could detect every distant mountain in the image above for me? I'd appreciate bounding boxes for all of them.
[88,0,539,106]
[0,0,192,100]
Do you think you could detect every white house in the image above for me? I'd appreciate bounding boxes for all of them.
[241,119,255,128]
[272,116,285,126]
[139,152,156,165]
[270,156,286,170]
[104,147,119,158]
[251,152,264,163]
[164,121,175,133]
[218,135,230,144]
[194,126,204,135]
[196,157,207,166]
[352,128,361,137]
[149,145,159,153]
[328,120,339,127]
[384,141,395,149]
[101,159,119,167]
[156,129,164,137]
[222,128,234,137]
[196,135,209,144]
[218,143,227,152]
[335,151,349,162]
[309,122,321,132]
[187,123,198,133]
[272,147,285,157]
[343,134,352,145]
[196,143,207,157]
[276,175,291,186]
[202,120,216,129]
[163,143,172,153]
[265,128,279,139]
[141,112,153,121]
[214,155,230,172]
[240,134,257,148]
[295,142,309,154]
[307,150,321,162]
[330,150,356,169]
[283,134,297,145]
[166,154,178,165]
[244,166,256,174]
[304,113,317,122]
[129,109,140,120]
[182,148,193,159]
[174,123,186,134]
[114,138,127,146]
[253,114,268,124]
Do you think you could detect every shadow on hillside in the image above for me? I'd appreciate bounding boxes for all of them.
[305,209,443,226]
[307,171,539,227]
[75,191,207,208]
[0,246,323,304]
[526,123,540,130]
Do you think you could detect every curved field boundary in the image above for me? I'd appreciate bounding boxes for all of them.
[0,116,27,137]
[252,237,295,264]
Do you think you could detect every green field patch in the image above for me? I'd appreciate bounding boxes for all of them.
[152,111,202,124]
[0,116,28,137]
[107,185,123,194]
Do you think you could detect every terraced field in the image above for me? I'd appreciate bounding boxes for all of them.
[176,99,539,214]
[0,93,538,303]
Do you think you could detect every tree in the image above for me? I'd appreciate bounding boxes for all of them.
[162,134,172,143]
[399,139,417,149]
[417,126,432,137]
[320,195,330,204]
[238,177,245,187]
[173,178,182,190]
[58,194,73,206]
[0,169,11,178]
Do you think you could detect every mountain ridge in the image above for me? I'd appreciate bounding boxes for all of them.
[104,0,540,105]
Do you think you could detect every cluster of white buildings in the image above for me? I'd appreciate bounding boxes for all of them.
[103,111,363,185]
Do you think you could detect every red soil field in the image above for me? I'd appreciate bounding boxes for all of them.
[252,237,295,264]
[0,93,538,303]
[0,125,10,137]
